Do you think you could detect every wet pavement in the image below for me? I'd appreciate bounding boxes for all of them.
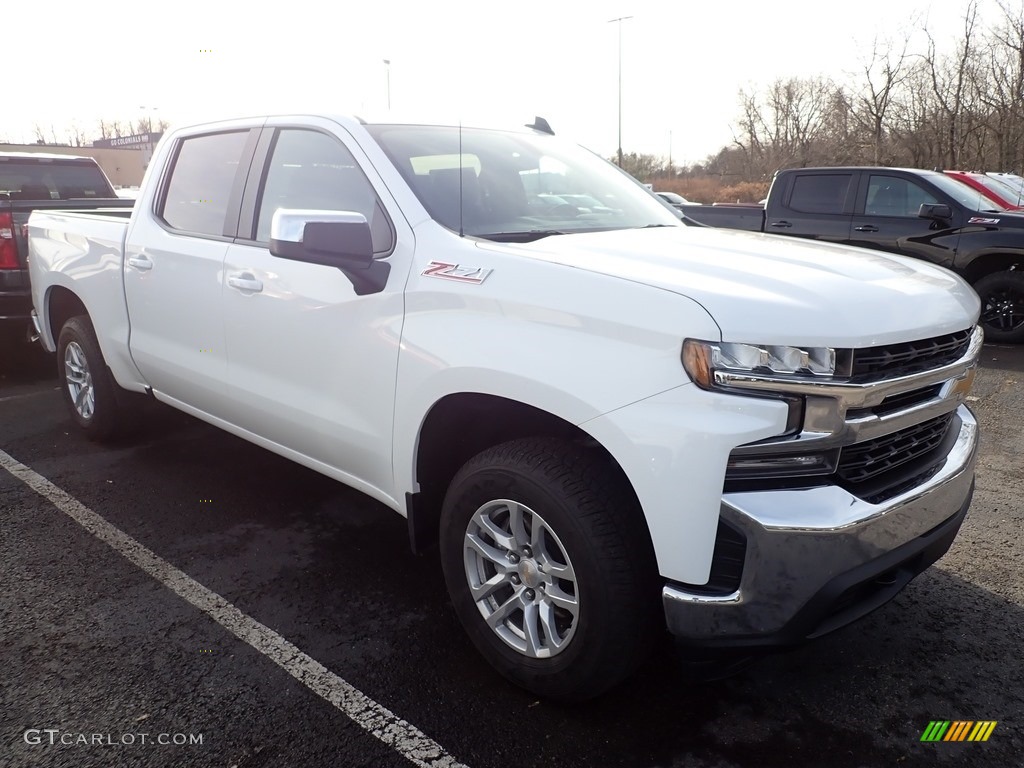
[1,339,1021,768]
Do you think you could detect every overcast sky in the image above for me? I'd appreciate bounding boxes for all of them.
[4,0,988,165]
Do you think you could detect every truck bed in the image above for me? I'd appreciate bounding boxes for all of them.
[679,203,764,231]
[2,199,133,345]
[28,208,133,365]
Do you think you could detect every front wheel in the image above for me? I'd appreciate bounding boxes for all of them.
[439,438,660,701]
[975,270,1024,343]
[56,315,128,441]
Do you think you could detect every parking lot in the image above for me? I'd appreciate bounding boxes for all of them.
[1,340,1021,768]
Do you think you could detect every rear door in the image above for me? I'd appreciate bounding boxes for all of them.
[124,125,260,413]
[848,172,962,271]
[219,119,410,495]
[767,170,856,243]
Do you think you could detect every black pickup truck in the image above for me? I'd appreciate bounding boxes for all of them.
[0,153,133,349]
[681,166,1024,343]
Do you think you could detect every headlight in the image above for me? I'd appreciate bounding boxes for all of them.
[682,339,837,390]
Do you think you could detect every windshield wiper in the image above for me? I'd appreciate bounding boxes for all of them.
[474,230,571,243]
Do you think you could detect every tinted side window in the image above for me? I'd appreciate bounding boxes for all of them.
[255,129,393,253]
[787,174,852,215]
[865,175,939,217]
[160,131,249,236]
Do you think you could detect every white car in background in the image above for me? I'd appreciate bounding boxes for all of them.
[655,191,697,209]
[986,173,1024,204]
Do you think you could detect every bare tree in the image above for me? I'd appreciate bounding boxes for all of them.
[65,121,87,147]
[924,1,981,168]
[979,0,1024,170]
[732,77,842,175]
[851,35,912,164]
[888,59,940,168]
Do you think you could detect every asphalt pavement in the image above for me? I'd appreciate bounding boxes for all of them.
[1,339,1021,768]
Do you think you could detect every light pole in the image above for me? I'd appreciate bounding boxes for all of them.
[608,15,633,167]
[383,59,391,111]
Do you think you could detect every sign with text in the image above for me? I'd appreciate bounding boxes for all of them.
[92,133,163,149]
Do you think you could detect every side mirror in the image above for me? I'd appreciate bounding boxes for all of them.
[269,209,373,267]
[918,203,952,221]
[268,209,389,295]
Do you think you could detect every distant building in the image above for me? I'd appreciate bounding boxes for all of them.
[92,132,164,176]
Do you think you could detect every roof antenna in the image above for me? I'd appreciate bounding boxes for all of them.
[526,116,554,135]
[458,120,464,238]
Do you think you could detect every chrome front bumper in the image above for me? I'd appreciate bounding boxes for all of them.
[663,404,978,646]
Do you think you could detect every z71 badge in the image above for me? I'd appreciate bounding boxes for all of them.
[421,261,493,284]
[968,216,1001,225]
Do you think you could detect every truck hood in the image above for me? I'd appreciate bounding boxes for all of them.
[478,226,980,347]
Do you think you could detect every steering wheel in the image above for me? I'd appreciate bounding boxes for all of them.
[546,203,581,218]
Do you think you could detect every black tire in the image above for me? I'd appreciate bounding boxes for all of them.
[974,270,1024,344]
[439,437,660,702]
[56,315,128,441]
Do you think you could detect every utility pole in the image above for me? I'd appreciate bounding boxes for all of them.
[608,16,633,167]
[383,59,391,111]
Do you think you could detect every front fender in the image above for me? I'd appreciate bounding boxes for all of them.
[392,260,721,516]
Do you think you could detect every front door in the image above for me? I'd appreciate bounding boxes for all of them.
[220,123,408,498]
[849,173,961,271]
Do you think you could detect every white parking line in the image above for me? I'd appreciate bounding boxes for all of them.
[0,448,467,768]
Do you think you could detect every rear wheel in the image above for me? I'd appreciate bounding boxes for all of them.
[975,270,1024,343]
[439,438,660,701]
[57,315,128,441]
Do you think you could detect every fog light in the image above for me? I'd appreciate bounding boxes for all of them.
[726,450,838,479]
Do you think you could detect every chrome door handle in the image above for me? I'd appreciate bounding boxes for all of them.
[227,273,263,292]
[769,221,792,228]
[127,255,153,271]
[854,225,879,232]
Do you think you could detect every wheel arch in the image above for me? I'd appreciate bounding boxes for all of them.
[961,252,1022,284]
[406,392,652,557]
[45,284,88,350]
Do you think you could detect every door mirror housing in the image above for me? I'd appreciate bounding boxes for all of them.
[269,209,373,267]
[918,203,952,221]
[268,209,389,295]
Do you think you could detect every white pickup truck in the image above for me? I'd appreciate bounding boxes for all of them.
[29,114,982,701]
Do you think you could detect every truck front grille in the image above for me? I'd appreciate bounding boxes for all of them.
[837,412,956,492]
[850,329,972,382]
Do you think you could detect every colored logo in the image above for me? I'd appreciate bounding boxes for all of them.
[421,261,493,284]
[920,721,997,742]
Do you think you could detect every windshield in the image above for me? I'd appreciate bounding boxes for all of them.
[972,174,1023,206]
[364,125,680,240]
[928,172,1008,212]
[989,173,1024,197]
